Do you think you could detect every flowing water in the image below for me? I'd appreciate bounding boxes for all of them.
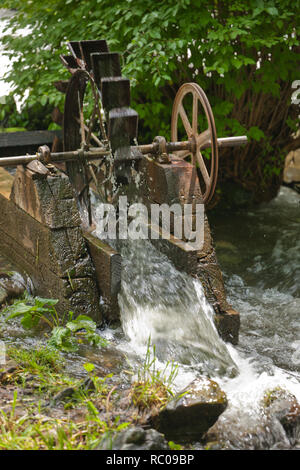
[100,185,300,449]
[117,239,236,377]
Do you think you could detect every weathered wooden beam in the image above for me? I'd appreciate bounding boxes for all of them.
[83,231,121,322]
[60,54,78,72]
[79,40,109,71]
[10,161,81,229]
[140,155,203,208]
[101,77,131,111]
[68,41,81,59]
[108,107,138,153]
[91,52,122,89]
[0,130,62,158]
[0,167,102,322]
[0,167,14,199]
[83,231,121,297]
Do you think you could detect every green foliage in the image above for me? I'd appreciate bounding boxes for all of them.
[130,337,179,411]
[168,440,184,450]
[48,315,108,352]
[0,0,299,198]
[0,94,54,131]
[4,295,61,329]
[2,295,108,352]
[7,346,63,374]
[0,378,129,450]
[137,337,179,389]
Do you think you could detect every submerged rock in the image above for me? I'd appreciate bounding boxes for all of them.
[203,386,300,450]
[264,387,300,440]
[97,426,168,450]
[150,377,227,442]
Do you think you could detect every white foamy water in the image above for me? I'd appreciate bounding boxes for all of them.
[117,239,237,377]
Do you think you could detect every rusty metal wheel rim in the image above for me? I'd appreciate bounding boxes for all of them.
[171,83,218,204]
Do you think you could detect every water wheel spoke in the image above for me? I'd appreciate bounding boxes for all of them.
[86,103,97,146]
[90,130,104,148]
[91,81,107,141]
[179,103,193,137]
[196,129,210,149]
[196,150,210,187]
[75,117,103,148]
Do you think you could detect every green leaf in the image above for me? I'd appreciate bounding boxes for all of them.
[83,362,95,373]
[40,95,48,106]
[266,7,278,16]
[66,316,96,333]
[7,304,34,319]
[35,297,59,307]
[232,58,243,69]
[48,326,78,352]
[20,313,39,329]
[248,126,265,141]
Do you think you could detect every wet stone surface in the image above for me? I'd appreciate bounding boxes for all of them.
[150,377,228,443]
[97,426,169,450]
[0,255,29,307]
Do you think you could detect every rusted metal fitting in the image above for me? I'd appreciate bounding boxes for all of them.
[38,145,51,164]
[153,136,171,163]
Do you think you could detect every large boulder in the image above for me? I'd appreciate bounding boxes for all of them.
[150,377,227,442]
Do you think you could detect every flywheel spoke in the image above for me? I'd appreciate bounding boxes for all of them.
[196,150,210,187]
[196,129,210,149]
[192,93,198,134]
[179,103,193,137]
[176,149,191,160]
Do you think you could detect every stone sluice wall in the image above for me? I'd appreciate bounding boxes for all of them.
[0,162,104,323]
[0,157,239,343]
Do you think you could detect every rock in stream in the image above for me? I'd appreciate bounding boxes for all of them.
[150,377,228,443]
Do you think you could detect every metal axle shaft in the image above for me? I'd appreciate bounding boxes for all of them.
[0,135,248,167]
